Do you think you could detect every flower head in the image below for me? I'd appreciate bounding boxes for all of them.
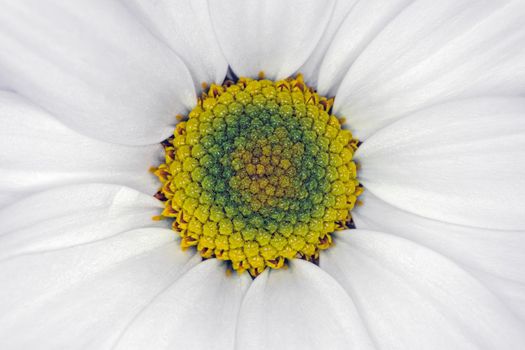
[1,0,525,349]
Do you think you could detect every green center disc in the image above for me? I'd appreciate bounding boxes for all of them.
[153,74,362,276]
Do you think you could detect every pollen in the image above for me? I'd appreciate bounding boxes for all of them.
[153,74,362,276]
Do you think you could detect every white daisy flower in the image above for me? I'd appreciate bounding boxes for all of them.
[1,0,525,349]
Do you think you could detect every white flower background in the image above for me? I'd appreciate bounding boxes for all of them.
[1,0,525,349]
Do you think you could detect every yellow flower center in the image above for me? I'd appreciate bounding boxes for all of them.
[153,74,362,276]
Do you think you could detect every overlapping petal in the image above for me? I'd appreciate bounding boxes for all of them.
[114,259,251,350]
[0,184,202,349]
[298,0,359,86]
[321,230,525,349]
[0,184,163,259]
[0,230,199,349]
[0,0,196,145]
[209,0,335,80]
[353,191,525,321]
[123,0,228,91]
[317,0,415,95]
[235,259,375,350]
[327,0,525,138]
[356,98,525,230]
[0,92,162,207]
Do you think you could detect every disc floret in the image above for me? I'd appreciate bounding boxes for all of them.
[153,74,362,276]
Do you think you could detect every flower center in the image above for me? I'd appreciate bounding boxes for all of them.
[153,74,362,276]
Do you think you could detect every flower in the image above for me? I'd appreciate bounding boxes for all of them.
[1,0,525,349]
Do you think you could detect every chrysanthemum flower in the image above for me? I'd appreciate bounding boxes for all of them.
[1,0,525,349]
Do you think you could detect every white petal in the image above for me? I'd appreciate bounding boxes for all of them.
[209,0,335,80]
[123,0,228,91]
[0,0,196,145]
[0,229,199,349]
[317,0,415,95]
[0,184,163,257]
[0,92,161,207]
[332,0,525,138]
[354,191,525,321]
[356,97,525,230]
[114,259,251,350]
[321,230,525,349]
[236,259,374,350]
[298,0,359,86]
[0,183,200,348]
